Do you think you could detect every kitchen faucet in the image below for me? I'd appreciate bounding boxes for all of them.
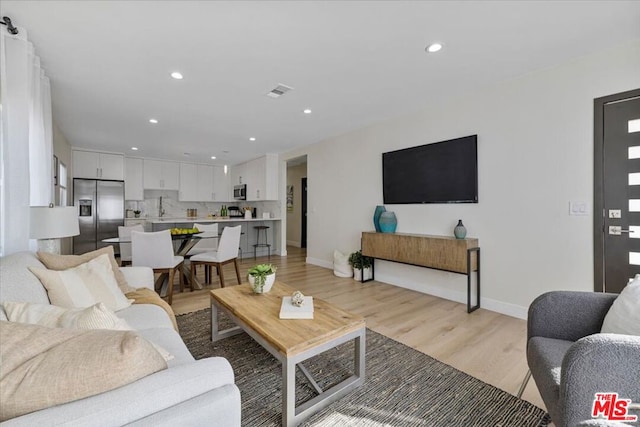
[159,196,165,218]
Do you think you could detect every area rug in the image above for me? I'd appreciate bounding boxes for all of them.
[177,308,547,426]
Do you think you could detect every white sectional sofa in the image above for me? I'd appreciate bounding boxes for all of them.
[0,251,241,426]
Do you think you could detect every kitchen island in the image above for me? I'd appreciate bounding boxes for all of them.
[149,217,282,258]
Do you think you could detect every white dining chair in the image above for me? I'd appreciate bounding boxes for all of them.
[186,223,219,256]
[117,224,144,266]
[186,223,219,284]
[190,225,242,288]
[131,230,184,305]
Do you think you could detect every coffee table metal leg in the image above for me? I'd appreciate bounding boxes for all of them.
[210,301,242,342]
[282,358,296,427]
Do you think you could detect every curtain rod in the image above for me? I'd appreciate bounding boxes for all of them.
[1,16,19,35]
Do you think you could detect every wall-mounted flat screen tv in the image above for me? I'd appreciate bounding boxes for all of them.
[382,135,478,204]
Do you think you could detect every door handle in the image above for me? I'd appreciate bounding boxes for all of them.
[609,226,632,235]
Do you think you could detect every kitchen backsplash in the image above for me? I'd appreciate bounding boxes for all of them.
[125,190,282,219]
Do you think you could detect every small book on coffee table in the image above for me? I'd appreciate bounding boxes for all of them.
[279,296,314,319]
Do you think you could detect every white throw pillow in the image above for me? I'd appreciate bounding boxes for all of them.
[601,274,640,336]
[333,250,353,278]
[29,253,133,312]
[3,301,130,330]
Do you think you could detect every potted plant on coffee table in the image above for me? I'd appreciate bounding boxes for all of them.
[349,250,373,281]
[248,263,277,294]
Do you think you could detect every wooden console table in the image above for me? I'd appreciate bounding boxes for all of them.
[361,231,481,313]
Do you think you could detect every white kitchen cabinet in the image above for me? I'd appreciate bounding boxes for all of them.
[73,150,124,180]
[212,165,230,201]
[246,154,278,201]
[124,158,144,200]
[230,163,246,186]
[179,163,214,202]
[198,165,214,202]
[143,159,179,190]
[179,163,198,201]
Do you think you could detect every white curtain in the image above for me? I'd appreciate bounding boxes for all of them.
[0,27,53,255]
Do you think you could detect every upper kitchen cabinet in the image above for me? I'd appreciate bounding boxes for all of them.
[242,154,279,201]
[73,150,124,180]
[179,163,214,202]
[124,158,144,200]
[143,159,179,190]
[212,165,230,201]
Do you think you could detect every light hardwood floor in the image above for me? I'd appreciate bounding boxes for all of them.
[170,246,545,410]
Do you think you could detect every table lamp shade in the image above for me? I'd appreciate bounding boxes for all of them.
[30,206,79,239]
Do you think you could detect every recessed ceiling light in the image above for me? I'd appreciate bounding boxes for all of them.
[170,71,183,80]
[426,43,443,53]
[211,156,216,160]
[131,147,138,151]
[149,119,158,124]
[249,137,256,141]
[303,109,312,114]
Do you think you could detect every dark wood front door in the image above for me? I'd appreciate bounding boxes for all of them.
[301,177,307,249]
[595,89,640,293]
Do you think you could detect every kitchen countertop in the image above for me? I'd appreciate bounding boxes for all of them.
[146,217,281,224]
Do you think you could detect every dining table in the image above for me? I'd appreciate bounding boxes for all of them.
[102,232,219,292]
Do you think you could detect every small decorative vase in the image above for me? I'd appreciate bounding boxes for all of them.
[379,211,397,233]
[454,219,467,239]
[373,205,386,232]
[249,273,276,294]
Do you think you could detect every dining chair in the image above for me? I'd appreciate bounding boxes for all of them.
[186,223,219,257]
[190,225,242,288]
[131,230,184,305]
[186,223,219,284]
[117,224,144,266]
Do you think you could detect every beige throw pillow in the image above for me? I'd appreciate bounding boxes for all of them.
[3,301,130,330]
[29,254,133,312]
[0,321,167,422]
[37,246,137,294]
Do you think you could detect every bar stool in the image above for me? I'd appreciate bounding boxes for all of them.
[253,225,271,259]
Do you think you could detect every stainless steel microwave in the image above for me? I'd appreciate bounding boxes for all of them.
[233,184,247,200]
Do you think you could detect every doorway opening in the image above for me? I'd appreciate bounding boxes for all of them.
[286,156,307,251]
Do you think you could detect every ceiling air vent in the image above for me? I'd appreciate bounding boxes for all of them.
[266,84,294,98]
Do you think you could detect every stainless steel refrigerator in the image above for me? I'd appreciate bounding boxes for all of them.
[73,179,124,255]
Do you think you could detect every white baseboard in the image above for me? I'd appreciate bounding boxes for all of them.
[306,257,333,270]
[374,272,528,320]
[287,240,301,247]
[304,258,528,319]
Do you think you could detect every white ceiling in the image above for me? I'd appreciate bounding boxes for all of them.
[3,1,639,166]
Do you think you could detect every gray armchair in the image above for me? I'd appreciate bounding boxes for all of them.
[527,291,640,427]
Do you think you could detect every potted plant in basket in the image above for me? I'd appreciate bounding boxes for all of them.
[133,210,141,218]
[248,263,277,294]
[349,250,373,281]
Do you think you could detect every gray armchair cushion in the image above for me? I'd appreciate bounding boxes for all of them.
[527,336,574,421]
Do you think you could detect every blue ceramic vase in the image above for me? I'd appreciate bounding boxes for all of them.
[373,205,386,232]
[454,219,467,239]
[379,211,397,233]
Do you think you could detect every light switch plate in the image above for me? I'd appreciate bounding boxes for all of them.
[569,201,588,216]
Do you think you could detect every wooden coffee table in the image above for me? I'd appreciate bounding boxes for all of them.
[210,281,366,427]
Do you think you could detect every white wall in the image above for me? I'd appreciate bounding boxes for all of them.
[283,41,640,318]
